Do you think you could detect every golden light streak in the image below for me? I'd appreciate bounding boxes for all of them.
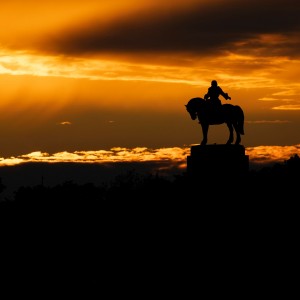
[0,147,191,167]
[1,146,300,171]
[258,97,282,101]
[246,145,300,165]
[0,48,202,85]
[272,105,300,110]
[246,120,290,124]
[1,47,300,94]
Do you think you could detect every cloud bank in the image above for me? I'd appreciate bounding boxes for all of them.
[38,0,300,60]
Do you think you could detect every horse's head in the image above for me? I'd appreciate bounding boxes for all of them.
[185,97,204,120]
[185,103,197,120]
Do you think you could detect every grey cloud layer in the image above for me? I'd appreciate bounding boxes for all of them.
[43,0,300,57]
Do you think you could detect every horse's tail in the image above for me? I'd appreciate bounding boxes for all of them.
[236,106,244,135]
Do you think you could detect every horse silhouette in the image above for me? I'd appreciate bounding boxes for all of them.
[185,97,244,145]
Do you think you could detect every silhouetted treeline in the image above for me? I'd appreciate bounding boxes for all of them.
[0,155,299,290]
[1,154,299,210]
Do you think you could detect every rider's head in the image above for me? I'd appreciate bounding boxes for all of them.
[211,80,218,86]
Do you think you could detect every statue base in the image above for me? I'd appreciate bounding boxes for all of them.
[187,144,249,178]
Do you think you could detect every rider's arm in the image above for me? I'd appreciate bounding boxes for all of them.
[219,87,231,100]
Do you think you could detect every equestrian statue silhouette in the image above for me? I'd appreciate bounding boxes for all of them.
[185,96,244,145]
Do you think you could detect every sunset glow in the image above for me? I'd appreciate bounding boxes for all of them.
[1,146,299,173]
[1,0,300,166]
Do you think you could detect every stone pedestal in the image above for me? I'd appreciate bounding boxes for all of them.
[187,144,249,178]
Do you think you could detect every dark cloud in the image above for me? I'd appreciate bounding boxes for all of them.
[42,0,300,58]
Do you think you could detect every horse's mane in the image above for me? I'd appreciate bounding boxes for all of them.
[187,97,205,108]
[190,97,205,102]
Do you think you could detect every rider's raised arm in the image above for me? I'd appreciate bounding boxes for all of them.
[218,86,231,100]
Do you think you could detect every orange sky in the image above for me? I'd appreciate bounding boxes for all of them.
[0,0,300,166]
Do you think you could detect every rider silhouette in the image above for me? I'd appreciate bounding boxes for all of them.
[204,80,231,106]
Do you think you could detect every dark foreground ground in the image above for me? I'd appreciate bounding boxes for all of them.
[0,155,299,296]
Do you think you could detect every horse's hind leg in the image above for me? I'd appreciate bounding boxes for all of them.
[226,122,234,144]
[200,123,208,145]
[234,123,241,145]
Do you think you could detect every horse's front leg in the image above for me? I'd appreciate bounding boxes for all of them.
[200,122,208,145]
[226,122,234,144]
